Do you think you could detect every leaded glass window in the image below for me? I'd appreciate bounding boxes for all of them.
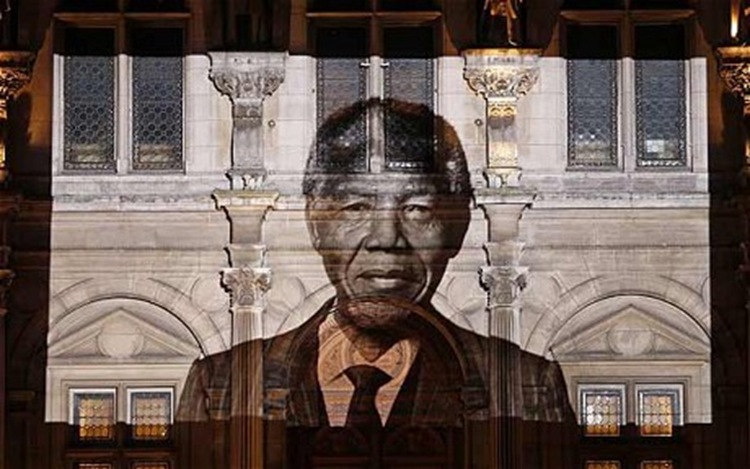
[580,386,624,436]
[63,28,116,172]
[128,388,173,440]
[566,25,618,169]
[637,385,682,437]
[315,27,368,172]
[132,28,184,171]
[585,462,621,469]
[640,462,674,469]
[70,389,116,440]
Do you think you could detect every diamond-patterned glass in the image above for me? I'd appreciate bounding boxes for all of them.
[638,388,681,437]
[635,60,686,167]
[585,462,621,469]
[316,58,367,172]
[640,462,674,469]
[132,56,183,171]
[567,60,618,168]
[64,56,116,171]
[581,388,623,436]
[130,390,172,440]
[72,391,115,440]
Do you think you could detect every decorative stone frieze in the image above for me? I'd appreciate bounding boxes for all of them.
[463,48,541,188]
[718,47,750,114]
[208,52,286,190]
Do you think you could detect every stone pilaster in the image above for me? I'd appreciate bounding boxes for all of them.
[463,48,540,188]
[214,190,278,469]
[209,52,286,190]
[0,51,33,183]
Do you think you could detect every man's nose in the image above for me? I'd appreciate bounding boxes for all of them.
[364,210,408,250]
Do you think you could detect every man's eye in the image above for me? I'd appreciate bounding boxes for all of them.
[402,204,433,218]
[341,202,371,212]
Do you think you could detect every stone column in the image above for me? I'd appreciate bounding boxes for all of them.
[476,188,534,469]
[214,190,278,469]
[209,52,286,190]
[0,51,32,183]
[463,48,540,188]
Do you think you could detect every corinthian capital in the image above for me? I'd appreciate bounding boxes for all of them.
[718,47,750,114]
[222,267,271,313]
[480,265,526,308]
[208,52,286,105]
[0,51,34,117]
[463,48,541,103]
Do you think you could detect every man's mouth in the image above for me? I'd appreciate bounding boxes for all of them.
[357,269,414,289]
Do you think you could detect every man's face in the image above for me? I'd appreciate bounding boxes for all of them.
[307,173,461,328]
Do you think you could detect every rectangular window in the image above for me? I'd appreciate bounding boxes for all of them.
[70,389,116,441]
[127,388,173,440]
[131,27,184,171]
[579,385,625,436]
[131,463,171,469]
[634,24,687,168]
[566,25,619,168]
[585,462,621,469]
[640,462,674,469]
[63,28,116,172]
[76,464,113,469]
[637,384,683,437]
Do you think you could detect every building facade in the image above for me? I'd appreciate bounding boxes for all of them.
[1,0,747,468]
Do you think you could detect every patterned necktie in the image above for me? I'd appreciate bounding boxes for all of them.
[344,365,391,428]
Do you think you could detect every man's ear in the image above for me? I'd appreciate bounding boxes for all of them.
[305,202,322,251]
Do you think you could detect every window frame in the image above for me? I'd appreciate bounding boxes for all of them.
[560,9,696,172]
[53,11,189,176]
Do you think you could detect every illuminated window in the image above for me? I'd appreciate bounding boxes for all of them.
[128,388,173,440]
[76,464,113,469]
[70,389,116,441]
[640,462,674,469]
[585,462,621,469]
[637,385,683,437]
[131,462,170,469]
[579,385,625,436]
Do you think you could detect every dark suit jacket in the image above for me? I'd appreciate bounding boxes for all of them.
[177,300,576,467]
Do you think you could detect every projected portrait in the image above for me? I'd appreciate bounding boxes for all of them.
[178,99,574,467]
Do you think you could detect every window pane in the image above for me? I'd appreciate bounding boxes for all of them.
[638,387,682,437]
[635,60,686,167]
[585,462,621,469]
[315,28,368,172]
[567,60,618,168]
[132,28,184,171]
[129,390,172,440]
[580,387,624,436]
[71,391,116,440]
[132,463,170,469]
[63,29,116,172]
[640,462,674,469]
[76,464,113,469]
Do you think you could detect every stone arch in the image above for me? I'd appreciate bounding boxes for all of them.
[525,274,709,356]
[49,277,227,356]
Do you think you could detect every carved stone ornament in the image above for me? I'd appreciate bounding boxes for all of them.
[209,52,286,107]
[0,52,33,101]
[463,48,541,102]
[222,266,272,312]
[718,46,750,114]
[480,265,527,308]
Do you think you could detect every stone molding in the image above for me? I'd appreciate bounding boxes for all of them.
[463,48,541,187]
[208,52,287,189]
[480,265,526,309]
